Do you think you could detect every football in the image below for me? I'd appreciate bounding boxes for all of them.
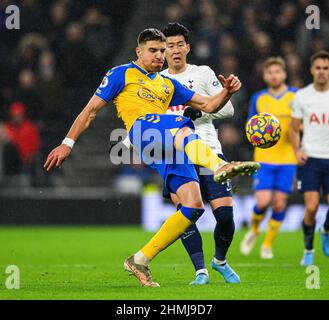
[246,113,281,148]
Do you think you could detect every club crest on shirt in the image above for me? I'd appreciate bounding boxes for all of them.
[188,79,194,89]
[175,116,184,122]
[162,83,170,94]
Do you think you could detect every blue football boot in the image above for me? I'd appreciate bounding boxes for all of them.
[320,227,329,257]
[190,272,209,285]
[211,259,240,283]
[300,250,315,266]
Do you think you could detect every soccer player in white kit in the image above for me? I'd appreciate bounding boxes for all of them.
[290,50,329,266]
[160,23,240,284]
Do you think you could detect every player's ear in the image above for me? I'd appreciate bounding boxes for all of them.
[136,46,142,58]
[186,43,191,54]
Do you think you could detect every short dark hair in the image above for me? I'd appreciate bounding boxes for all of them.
[137,28,166,46]
[161,22,190,43]
[310,50,329,65]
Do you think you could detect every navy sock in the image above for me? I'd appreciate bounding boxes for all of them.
[213,206,235,261]
[302,221,316,250]
[180,218,205,272]
[324,208,329,232]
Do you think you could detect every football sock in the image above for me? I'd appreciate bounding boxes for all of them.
[213,206,235,261]
[324,208,329,232]
[250,205,266,233]
[302,221,316,251]
[134,251,150,266]
[262,210,285,249]
[180,223,206,271]
[141,207,204,262]
[183,134,226,172]
[213,257,227,266]
[196,268,209,276]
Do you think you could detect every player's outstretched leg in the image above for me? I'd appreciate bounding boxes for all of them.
[211,206,240,283]
[174,128,260,184]
[320,208,329,257]
[124,182,205,287]
[240,205,266,255]
[300,221,316,266]
[261,209,285,259]
[180,222,209,285]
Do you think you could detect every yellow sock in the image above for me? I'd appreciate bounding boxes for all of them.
[141,209,192,260]
[184,138,226,172]
[250,213,265,234]
[263,219,282,249]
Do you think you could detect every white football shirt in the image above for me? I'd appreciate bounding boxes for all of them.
[161,64,234,154]
[292,83,329,158]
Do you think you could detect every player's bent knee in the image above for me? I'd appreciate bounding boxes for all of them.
[272,201,286,213]
[174,127,194,149]
[306,205,318,216]
[179,206,205,223]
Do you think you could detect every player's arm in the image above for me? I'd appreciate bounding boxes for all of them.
[289,117,307,165]
[44,95,107,171]
[289,92,307,166]
[44,66,125,172]
[187,74,240,113]
[204,69,234,119]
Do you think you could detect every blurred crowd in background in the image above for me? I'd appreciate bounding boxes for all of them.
[0,0,134,187]
[0,0,329,189]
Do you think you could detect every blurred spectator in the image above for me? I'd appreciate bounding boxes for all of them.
[285,52,303,81]
[0,102,40,183]
[37,50,68,152]
[16,69,44,121]
[83,7,114,69]
[57,22,95,89]
[276,2,299,42]
[47,1,69,52]
[16,33,48,70]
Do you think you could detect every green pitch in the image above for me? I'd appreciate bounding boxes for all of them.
[0,226,328,300]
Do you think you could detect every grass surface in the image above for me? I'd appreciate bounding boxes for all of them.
[0,226,328,300]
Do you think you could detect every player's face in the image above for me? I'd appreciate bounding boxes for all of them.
[263,64,287,89]
[311,58,329,86]
[165,35,190,70]
[136,40,166,73]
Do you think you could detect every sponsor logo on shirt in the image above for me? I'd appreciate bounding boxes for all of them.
[137,88,167,103]
[162,83,170,94]
[175,116,184,122]
[309,113,329,125]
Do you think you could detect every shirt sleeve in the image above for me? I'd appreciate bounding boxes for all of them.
[94,66,126,102]
[168,77,195,106]
[291,91,303,119]
[248,93,259,119]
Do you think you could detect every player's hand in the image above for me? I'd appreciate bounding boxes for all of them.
[218,74,241,94]
[296,150,308,166]
[44,144,72,171]
[183,107,202,121]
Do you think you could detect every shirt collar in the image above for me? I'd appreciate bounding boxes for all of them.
[132,61,157,80]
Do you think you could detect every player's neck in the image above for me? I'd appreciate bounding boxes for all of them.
[168,63,188,75]
[313,81,329,92]
[268,83,287,96]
